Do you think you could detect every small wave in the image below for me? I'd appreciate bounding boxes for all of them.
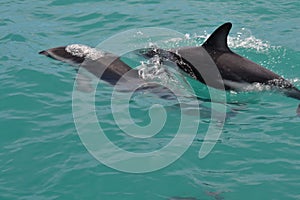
[0,33,27,42]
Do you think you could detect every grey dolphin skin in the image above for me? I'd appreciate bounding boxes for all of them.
[39,22,300,114]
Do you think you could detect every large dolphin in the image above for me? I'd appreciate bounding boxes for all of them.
[39,22,300,113]
[143,23,300,100]
[141,22,300,113]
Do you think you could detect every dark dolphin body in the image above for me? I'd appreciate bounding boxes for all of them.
[39,22,300,114]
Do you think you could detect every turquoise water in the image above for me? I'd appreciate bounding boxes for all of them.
[1,0,300,199]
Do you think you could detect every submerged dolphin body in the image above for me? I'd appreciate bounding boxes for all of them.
[39,23,300,114]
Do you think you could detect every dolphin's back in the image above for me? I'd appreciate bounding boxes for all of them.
[214,52,281,84]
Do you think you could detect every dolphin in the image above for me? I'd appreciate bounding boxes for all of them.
[140,22,300,114]
[39,44,140,86]
[142,23,300,100]
[39,44,182,100]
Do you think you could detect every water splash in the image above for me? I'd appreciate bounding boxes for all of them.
[290,78,300,86]
[137,55,194,97]
[228,28,271,52]
[66,44,104,60]
[243,82,272,92]
[160,28,274,53]
[138,55,182,87]
[138,55,166,81]
[287,78,300,92]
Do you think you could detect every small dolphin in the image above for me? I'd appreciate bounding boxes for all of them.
[39,44,140,86]
[39,44,180,100]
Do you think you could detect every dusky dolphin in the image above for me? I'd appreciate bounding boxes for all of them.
[39,45,140,86]
[142,23,300,100]
[141,22,300,114]
[39,44,181,100]
[39,23,300,114]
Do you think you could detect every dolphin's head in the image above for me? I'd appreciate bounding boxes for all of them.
[39,46,85,65]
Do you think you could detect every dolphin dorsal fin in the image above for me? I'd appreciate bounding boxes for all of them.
[202,22,232,52]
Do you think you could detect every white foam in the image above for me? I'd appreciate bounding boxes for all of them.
[138,55,166,80]
[137,55,194,98]
[243,82,272,92]
[184,33,191,40]
[223,80,272,92]
[290,78,300,85]
[228,35,271,52]
[65,44,104,60]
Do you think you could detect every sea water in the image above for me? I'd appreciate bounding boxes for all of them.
[1,0,300,199]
